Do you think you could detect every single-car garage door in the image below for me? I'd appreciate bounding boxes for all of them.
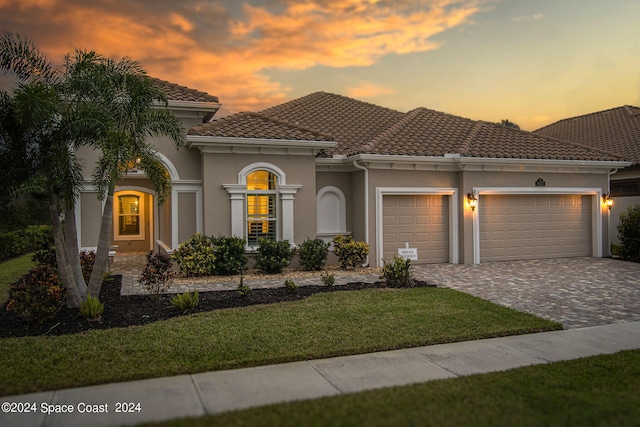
[480,194,591,262]
[382,195,449,263]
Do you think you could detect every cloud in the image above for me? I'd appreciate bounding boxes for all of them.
[346,82,396,98]
[0,0,486,112]
[511,13,544,22]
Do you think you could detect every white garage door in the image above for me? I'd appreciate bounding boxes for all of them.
[382,195,449,264]
[480,194,591,262]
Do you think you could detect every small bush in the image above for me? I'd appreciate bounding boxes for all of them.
[254,238,295,274]
[332,235,369,270]
[284,279,297,294]
[79,250,96,283]
[381,256,414,287]
[79,295,104,320]
[171,290,199,313]
[0,225,53,261]
[237,270,250,297]
[321,271,335,287]
[172,233,216,277]
[211,235,248,276]
[618,204,640,261]
[6,263,64,323]
[32,245,57,268]
[299,238,330,271]
[139,251,174,298]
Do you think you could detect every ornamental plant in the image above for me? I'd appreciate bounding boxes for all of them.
[171,290,199,313]
[299,238,330,271]
[172,233,216,277]
[332,235,369,270]
[139,251,174,298]
[284,279,298,294]
[255,238,295,274]
[321,271,335,287]
[617,204,640,261]
[211,235,248,276]
[6,263,64,323]
[381,256,414,288]
[79,295,104,320]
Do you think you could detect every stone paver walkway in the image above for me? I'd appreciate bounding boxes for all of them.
[111,253,640,329]
[413,257,640,329]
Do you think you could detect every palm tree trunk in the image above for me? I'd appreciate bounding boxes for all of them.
[87,182,115,298]
[64,207,87,298]
[49,199,82,307]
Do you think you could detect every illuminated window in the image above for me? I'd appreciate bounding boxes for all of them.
[114,193,145,240]
[246,170,277,245]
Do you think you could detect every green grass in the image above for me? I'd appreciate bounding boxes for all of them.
[0,287,561,397]
[0,253,35,304]
[145,349,640,427]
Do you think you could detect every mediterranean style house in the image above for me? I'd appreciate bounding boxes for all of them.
[534,106,640,244]
[75,79,632,266]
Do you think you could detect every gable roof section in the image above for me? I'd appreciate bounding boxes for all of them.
[534,105,640,163]
[188,92,624,162]
[151,77,219,103]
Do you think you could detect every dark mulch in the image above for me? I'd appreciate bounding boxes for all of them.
[1,276,433,338]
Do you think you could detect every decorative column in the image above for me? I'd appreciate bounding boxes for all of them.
[223,184,246,239]
[279,185,302,244]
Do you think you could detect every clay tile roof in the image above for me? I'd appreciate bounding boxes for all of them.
[188,111,334,141]
[533,105,640,163]
[150,77,219,103]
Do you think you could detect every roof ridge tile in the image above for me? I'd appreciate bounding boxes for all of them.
[458,121,485,155]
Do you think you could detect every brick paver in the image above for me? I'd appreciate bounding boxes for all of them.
[413,257,640,329]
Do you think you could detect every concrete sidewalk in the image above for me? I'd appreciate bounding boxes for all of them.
[3,321,640,427]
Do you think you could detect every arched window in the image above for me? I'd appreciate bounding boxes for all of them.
[246,170,277,245]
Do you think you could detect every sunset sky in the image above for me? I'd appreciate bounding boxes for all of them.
[1,0,639,130]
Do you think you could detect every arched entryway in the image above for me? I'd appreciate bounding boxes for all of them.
[112,189,154,252]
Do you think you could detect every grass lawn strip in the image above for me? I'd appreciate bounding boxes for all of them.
[0,288,561,396]
[143,349,640,427]
[0,253,35,304]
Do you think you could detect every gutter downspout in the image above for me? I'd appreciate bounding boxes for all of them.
[353,160,370,266]
[607,168,618,257]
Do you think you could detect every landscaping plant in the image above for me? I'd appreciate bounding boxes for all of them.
[299,238,330,271]
[321,271,335,287]
[237,269,250,297]
[79,295,104,320]
[332,235,369,270]
[284,279,298,294]
[211,235,248,275]
[6,263,63,323]
[381,256,414,287]
[171,233,216,277]
[254,238,295,274]
[139,251,174,298]
[617,203,640,261]
[171,290,199,313]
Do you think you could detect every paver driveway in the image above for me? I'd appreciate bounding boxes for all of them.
[413,257,640,329]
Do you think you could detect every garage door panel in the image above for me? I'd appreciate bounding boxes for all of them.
[382,195,449,264]
[480,194,591,262]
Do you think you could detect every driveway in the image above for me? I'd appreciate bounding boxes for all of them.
[413,257,640,329]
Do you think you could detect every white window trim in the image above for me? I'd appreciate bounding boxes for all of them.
[113,191,146,242]
[224,162,301,246]
[316,186,347,235]
[375,187,459,267]
[471,187,603,264]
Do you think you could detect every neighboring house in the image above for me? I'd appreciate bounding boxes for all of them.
[76,85,631,265]
[534,106,640,245]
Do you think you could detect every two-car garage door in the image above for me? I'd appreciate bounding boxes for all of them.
[479,194,591,262]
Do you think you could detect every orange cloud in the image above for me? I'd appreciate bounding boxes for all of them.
[0,0,486,113]
[347,82,396,98]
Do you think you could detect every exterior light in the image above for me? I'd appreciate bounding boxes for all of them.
[603,192,614,210]
[467,192,478,211]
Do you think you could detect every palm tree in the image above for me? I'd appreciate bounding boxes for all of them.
[68,57,185,298]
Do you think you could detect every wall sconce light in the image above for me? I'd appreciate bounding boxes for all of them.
[467,192,478,211]
[603,192,614,210]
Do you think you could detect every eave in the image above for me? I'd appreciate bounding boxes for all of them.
[187,135,337,156]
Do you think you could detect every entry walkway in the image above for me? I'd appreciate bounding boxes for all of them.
[3,321,639,427]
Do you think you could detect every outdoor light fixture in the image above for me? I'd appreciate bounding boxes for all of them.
[603,192,614,210]
[467,192,478,211]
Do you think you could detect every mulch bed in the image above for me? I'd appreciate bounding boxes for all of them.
[0,276,433,338]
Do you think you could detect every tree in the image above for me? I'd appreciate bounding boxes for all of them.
[499,119,520,130]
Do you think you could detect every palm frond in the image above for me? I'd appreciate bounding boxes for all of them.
[0,32,58,84]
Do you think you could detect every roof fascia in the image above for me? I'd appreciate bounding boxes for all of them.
[154,100,221,112]
[187,135,337,156]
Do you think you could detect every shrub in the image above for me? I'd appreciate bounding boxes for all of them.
[172,233,216,277]
[79,295,104,320]
[381,256,414,287]
[237,270,250,297]
[6,263,64,323]
[284,279,297,294]
[299,238,330,271]
[0,225,53,261]
[79,250,96,283]
[332,235,369,270]
[321,271,335,287]
[211,235,248,276]
[171,290,199,313]
[139,251,174,298]
[254,238,295,274]
[32,245,57,268]
[618,204,640,261]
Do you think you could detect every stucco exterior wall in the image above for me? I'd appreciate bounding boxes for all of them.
[316,171,353,236]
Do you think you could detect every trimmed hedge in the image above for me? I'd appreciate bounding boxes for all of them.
[0,225,53,262]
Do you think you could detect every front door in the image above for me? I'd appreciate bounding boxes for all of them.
[112,190,153,252]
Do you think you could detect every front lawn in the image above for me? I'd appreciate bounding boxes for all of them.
[149,349,640,427]
[0,287,561,396]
